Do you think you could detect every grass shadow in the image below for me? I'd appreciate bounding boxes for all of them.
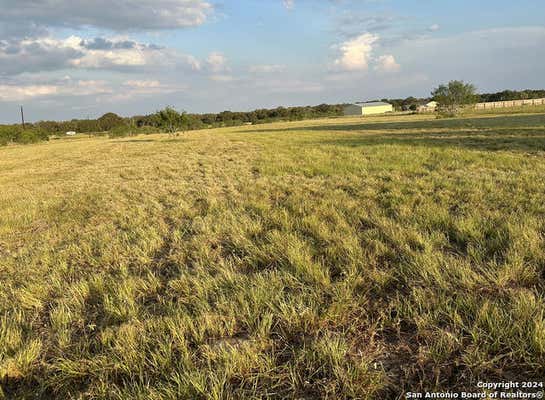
[112,139,157,143]
[162,138,188,143]
[239,113,545,153]
[312,129,545,153]
[241,113,545,135]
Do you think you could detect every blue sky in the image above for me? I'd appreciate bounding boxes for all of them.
[0,0,544,122]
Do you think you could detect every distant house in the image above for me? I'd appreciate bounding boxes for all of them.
[65,131,77,136]
[343,102,393,116]
[417,101,438,113]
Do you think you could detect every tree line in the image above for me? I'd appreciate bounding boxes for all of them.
[0,103,345,144]
[1,87,544,146]
[381,89,545,111]
[479,89,545,103]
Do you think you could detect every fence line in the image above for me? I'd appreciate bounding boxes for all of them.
[475,98,545,109]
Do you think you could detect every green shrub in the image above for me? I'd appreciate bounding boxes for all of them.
[0,126,49,145]
[0,126,18,145]
[108,125,133,138]
[16,130,49,144]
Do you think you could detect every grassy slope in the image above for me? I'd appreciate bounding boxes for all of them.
[1,112,544,399]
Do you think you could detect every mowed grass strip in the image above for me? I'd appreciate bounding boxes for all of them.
[1,112,544,399]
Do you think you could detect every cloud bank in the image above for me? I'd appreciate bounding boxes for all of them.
[0,0,213,34]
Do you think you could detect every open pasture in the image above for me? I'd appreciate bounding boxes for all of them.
[1,112,545,399]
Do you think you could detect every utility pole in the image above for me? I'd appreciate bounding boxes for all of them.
[20,106,26,129]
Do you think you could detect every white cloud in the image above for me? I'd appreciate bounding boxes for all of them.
[0,79,113,101]
[375,54,400,73]
[332,32,402,73]
[428,24,440,32]
[69,80,113,96]
[282,0,294,10]
[209,74,235,82]
[124,80,162,89]
[71,36,187,70]
[120,80,185,96]
[0,35,201,75]
[249,64,286,73]
[0,76,188,103]
[205,52,229,73]
[333,33,379,71]
[0,84,58,101]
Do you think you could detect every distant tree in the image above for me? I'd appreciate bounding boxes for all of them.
[387,99,405,111]
[432,80,477,115]
[401,96,419,111]
[315,103,330,114]
[98,112,125,131]
[153,107,181,134]
[479,89,545,103]
[35,120,62,134]
[200,113,216,126]
[152,107,195,136]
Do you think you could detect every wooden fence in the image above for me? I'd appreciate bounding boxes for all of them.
[475,98,545,109]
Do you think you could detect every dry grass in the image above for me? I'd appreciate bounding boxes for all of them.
[1,111,544,399]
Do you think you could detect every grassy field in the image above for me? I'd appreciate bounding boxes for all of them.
[1,111,544,399]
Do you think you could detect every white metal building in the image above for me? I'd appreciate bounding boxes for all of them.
[343,102,393,116]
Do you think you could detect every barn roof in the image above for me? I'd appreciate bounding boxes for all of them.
[353,102,391,107]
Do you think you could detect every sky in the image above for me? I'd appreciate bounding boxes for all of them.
[0,0,544,123]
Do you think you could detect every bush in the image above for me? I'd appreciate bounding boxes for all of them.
[17,130,49,144]
[108,125,133,138]
[0,126,49,145]
[0,125,18,145]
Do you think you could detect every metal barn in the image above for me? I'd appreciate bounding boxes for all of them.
[343,102,393,116]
